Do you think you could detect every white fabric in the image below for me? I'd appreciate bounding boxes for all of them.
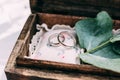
[0,0,31,79]
[30,24,80,64]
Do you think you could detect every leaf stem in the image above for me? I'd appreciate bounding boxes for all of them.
[86,40,110,53]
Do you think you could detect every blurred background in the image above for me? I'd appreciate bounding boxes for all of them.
[0,0,31,79]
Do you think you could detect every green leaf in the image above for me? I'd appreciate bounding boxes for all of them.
[110,34,120,43]
[86,34,120,54]
[80,43,120,72]
[91,43,120,59]
[110,34,120,55]
[75,11,120,73]
[79,34,120,72]
[75,11,113,51]
[80,53,120,73]
[112,42,120,55]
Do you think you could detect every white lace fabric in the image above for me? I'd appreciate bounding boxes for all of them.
[29,23,81,64]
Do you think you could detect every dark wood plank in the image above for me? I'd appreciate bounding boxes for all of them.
[30,0,120,19]
[16,56,120,77]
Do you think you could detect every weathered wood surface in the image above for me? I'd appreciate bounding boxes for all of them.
[16,56,120,77]
[30,0,120,19]
[5,13,120,80]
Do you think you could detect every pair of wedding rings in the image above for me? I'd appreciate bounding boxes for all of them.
[48,31,76,48]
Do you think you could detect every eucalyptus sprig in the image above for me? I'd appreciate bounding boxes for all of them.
[85,34,120,54]
[75,11,120,73]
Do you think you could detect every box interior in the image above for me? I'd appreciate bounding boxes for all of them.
[16,12,120,76]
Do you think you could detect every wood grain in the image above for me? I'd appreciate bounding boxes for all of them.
[5,13,120,80]
[4,0,120,79]
[30,0,120,19]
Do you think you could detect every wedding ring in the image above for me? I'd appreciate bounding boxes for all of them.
[48,33,65,47]
[48,31,76,48]
[58,31,76,48]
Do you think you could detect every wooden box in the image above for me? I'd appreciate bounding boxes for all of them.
[5,0,120,80]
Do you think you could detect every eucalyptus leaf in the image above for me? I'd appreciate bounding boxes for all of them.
[86,33,120,54]
[110,34,120,55]
[75,11,120,73]
[80,53,120,73]
[79,43,120,72]
[112,42,120,55]
[75,11,113,51]
[110,34,120,43]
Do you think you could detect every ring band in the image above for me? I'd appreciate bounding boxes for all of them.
[48,31,76,48]
[58,31,76,48]
[48,33,65,47]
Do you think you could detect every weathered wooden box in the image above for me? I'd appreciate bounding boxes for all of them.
[5,0,120,80]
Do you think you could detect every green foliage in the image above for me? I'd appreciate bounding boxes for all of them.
[80,53,120,73]
[75,11,120,73]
